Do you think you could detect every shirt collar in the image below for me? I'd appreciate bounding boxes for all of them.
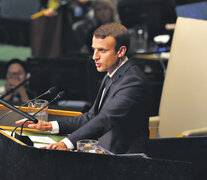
[108,56,128,78]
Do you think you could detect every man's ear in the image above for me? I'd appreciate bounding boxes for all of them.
[117,46,127,58]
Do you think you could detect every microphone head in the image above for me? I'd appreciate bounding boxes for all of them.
[47,87,56,95]
[33,118,38,124]
[57,91,65,99]
[26,73,31,79]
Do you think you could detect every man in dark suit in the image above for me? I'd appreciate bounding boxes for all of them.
[17,22,151,154]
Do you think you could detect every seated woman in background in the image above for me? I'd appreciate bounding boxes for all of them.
[73,0,120,52]
[3,59,34,105]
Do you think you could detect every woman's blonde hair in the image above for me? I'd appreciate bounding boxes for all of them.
[93,0,120,26]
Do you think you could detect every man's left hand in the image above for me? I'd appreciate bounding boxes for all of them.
[41,142,68,150]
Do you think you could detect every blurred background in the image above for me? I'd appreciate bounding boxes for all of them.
[0,0,206,115]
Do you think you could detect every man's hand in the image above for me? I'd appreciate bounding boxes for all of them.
[44,8,55,16]
[16,118,53,131]
[41,142,68,150]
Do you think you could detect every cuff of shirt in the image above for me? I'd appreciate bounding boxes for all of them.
[61,138,74,150]
[50,121,59,134]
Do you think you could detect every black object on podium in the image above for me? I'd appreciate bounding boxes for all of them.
[149,137,207,180]
[0,130,191,180]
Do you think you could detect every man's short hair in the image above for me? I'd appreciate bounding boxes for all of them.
[93,22,130,53]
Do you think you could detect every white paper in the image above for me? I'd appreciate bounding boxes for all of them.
[33,143,49,148]
[2,130,12,136]
[29,136,56,144]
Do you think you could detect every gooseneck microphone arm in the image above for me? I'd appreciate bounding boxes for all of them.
[32,91,65,117]
[0,98,38,140]
[0,87,56,121]
[22,86,56,108]
[0,99,38,124]
[19,91,65,136]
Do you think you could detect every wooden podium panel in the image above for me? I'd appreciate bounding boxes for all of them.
[0,104,82,127]
[0,130,191,180]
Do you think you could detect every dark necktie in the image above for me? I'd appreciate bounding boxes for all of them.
[103,75,110,89]
[99,76,110,109]
[96,76,110,111]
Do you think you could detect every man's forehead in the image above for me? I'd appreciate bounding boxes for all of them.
[92,35,115,47]
[8,64,23,71]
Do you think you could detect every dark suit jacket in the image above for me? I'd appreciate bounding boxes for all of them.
[58,59,151,154]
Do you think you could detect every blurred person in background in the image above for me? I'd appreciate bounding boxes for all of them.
[43,0,91,19]
[3,59,34,105]
[43,0,68,16]
[73,0,120,53]
[31,0,80,57]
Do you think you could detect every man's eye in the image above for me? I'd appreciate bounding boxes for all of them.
[100,49,106,52]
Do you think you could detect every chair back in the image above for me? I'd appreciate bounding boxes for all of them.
[159,17,207,137]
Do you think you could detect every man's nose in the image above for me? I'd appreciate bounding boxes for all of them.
[93,50,99,61]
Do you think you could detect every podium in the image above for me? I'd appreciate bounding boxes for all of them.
[0,104,82,127]
[0,130,191,180]
[0,105,192,179]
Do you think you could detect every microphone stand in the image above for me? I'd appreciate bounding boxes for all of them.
[0,87,56,121]
[19,91,65,136]
[0,99,38,146]
[8,91,64,146]
[0,99,38,124]
[14,91,64,146]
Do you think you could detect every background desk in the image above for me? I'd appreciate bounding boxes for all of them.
[149,137,207,180]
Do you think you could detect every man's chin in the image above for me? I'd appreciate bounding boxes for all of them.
[96,67,104,72]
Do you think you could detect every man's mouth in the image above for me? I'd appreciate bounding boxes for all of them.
[96,63,101,68]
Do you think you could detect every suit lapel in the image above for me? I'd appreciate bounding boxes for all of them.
[94,75,109,113]
[99,60,133,110]
[104,60,133,96]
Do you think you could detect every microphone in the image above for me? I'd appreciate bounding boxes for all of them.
[9,91,64,146]
[0,87,56,121]
[19,91,64,132]
[22,86,56,107]
[32,91,65,117]
[0,99,38,124]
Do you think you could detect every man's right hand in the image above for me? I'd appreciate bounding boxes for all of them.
[16,118,53,131]
[44,8,55,17]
